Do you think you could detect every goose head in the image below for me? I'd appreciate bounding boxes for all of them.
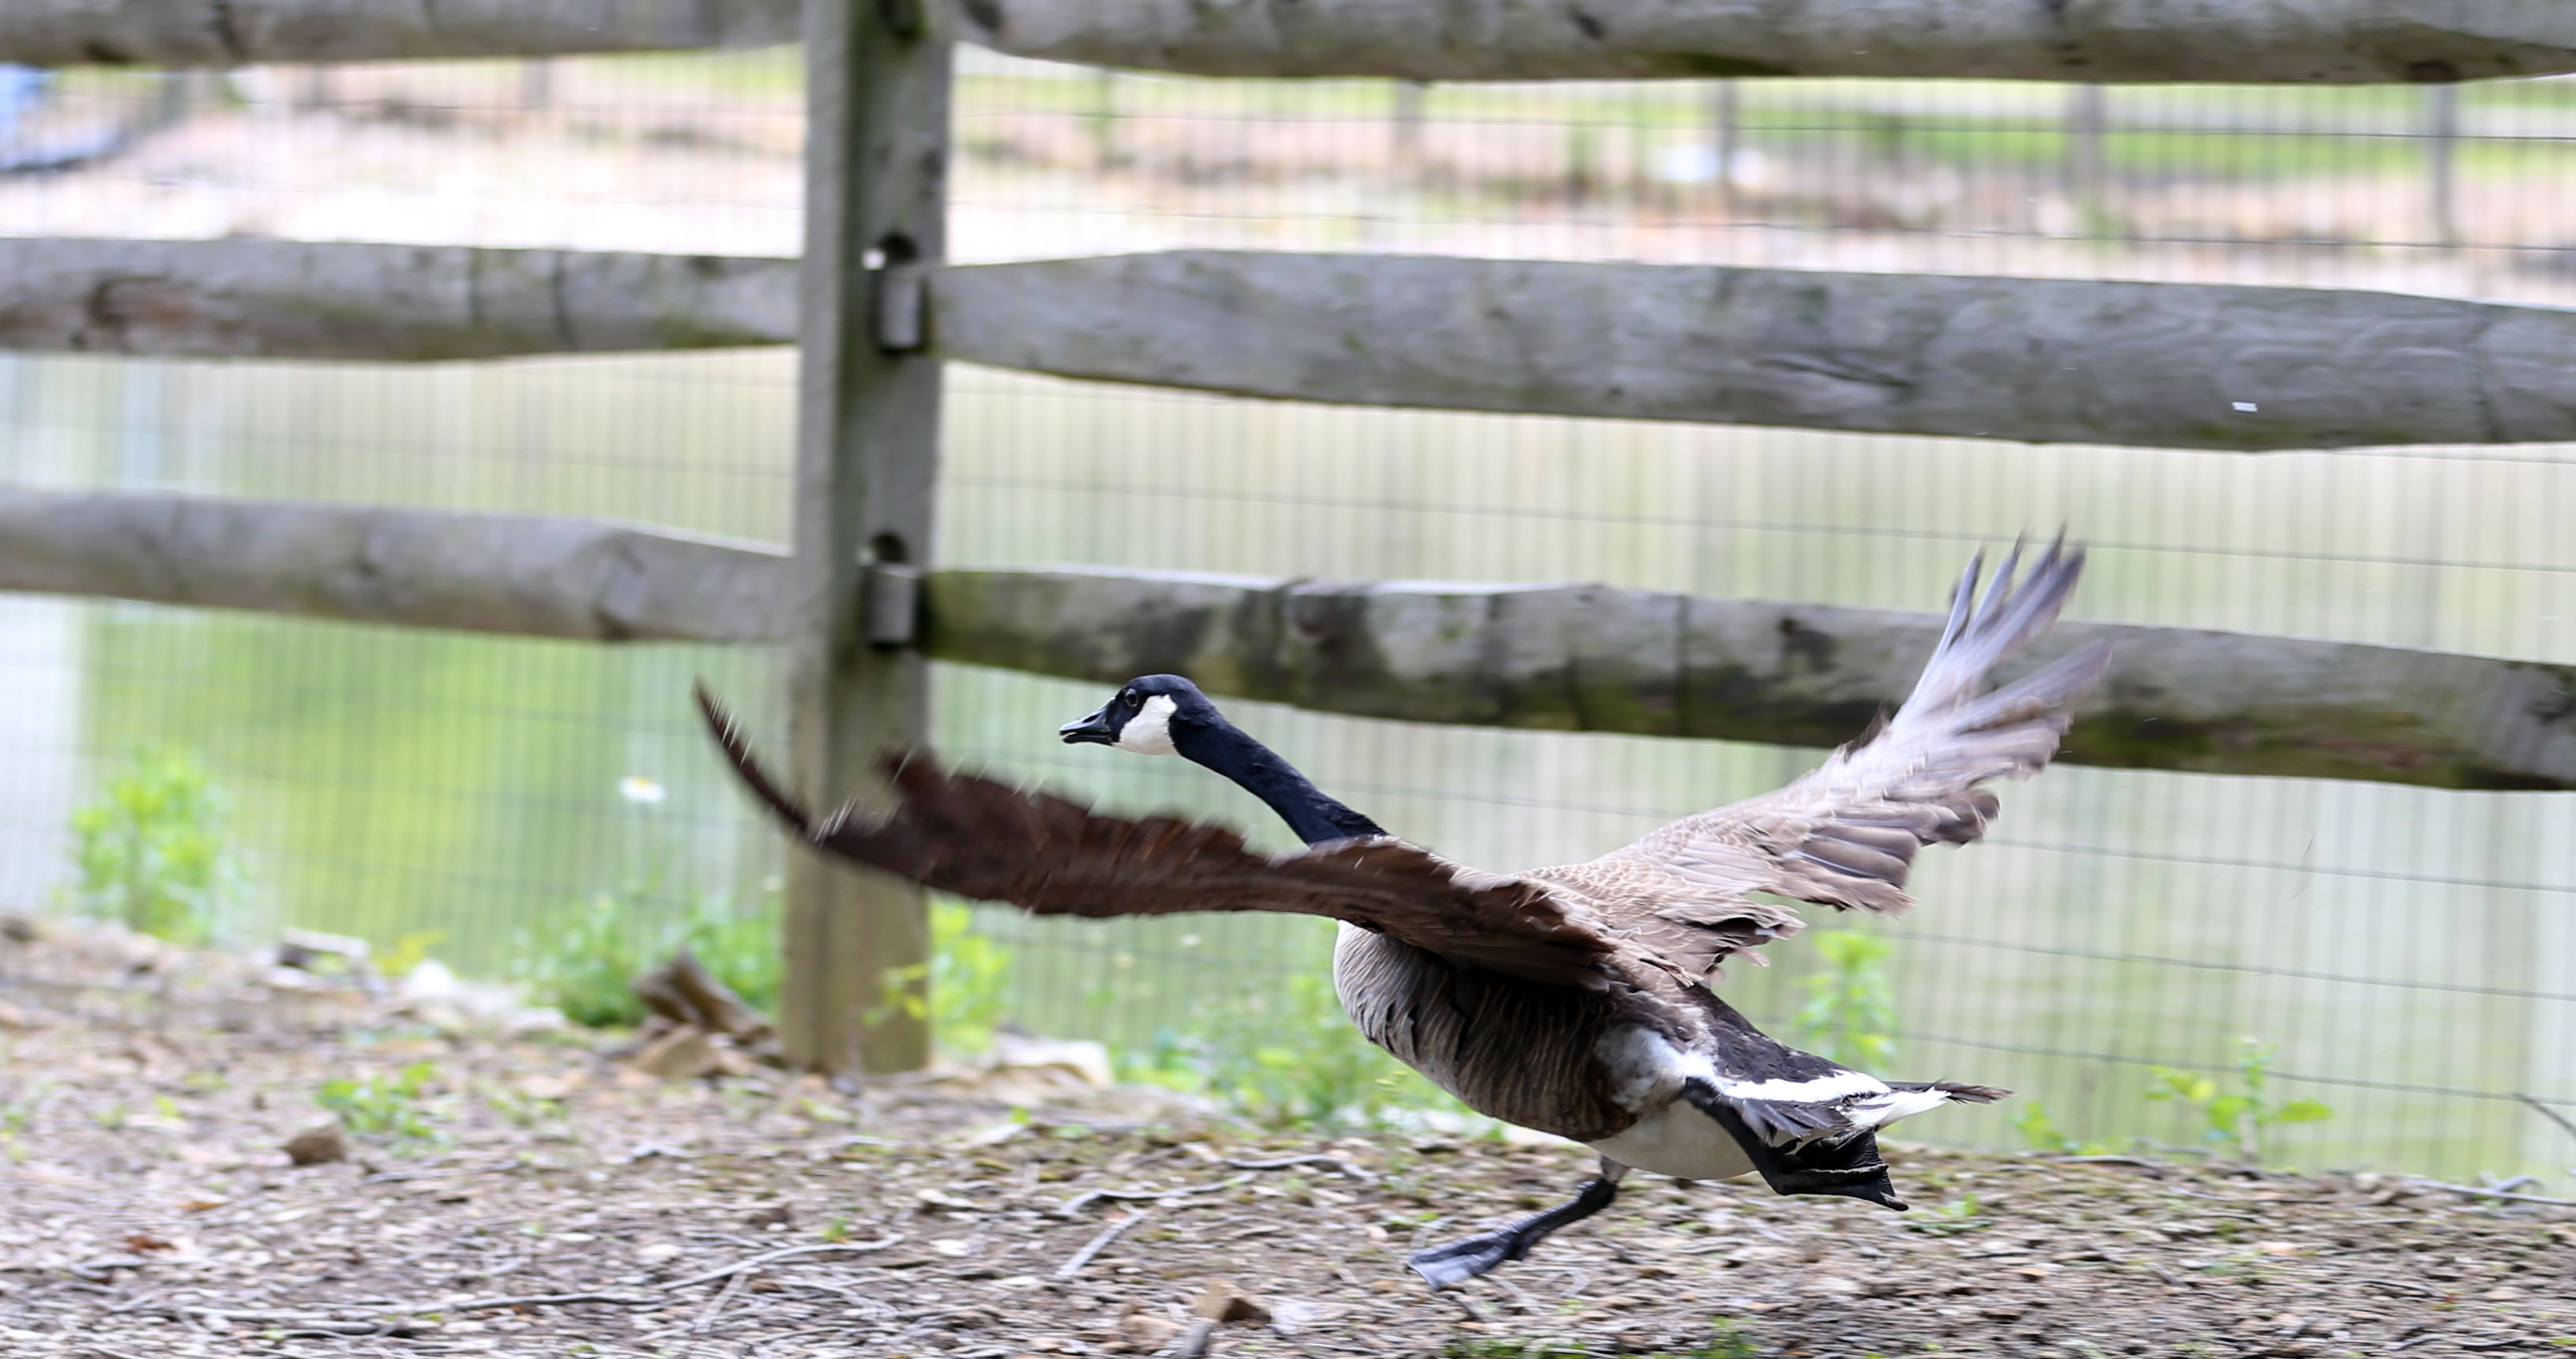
[1059,675,1215,757]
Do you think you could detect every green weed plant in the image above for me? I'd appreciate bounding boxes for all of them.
[1792,928,1898,1069]
[62,747,237,944]
[513,886,780,1029]
[2147,1038,2331,1164]
[1137,970,1471,1132]
[317,1060,441,1148]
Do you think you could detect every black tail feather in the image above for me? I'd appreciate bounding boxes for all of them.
[1681,1078,1906,1210]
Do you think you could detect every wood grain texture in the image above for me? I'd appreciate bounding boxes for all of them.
[11,497,2574,790]
[931,250,2576,452]
[0,239,795,361]
[0,1,795,66]
[12,0,2556,81]
[941,0,2576,83]
[922,567,2576,792]
[0,488,789,642]
[776,0,953,1076]
[17,240,2576,456]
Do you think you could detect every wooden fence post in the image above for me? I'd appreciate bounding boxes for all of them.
[781,0,950,1074]
[2426,83,2461,247]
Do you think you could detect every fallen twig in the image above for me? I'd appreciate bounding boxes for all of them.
[1058,1175,1251,1217]
[1223,1154,1376,1183]
[2405,1178,2576,1207]
[1058,1210,1149,1279]
[2050,1155,2167,1170]
[689,1268,749,1334]
[660,1235,905,1291]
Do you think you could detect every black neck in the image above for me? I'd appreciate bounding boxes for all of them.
[1172,718,1385,846]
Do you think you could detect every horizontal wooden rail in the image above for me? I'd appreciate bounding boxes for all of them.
[0,239,795,362]
[0,1,795,66]
[4,2,2565,83]
[942,0,2576,83]
[17,239,2576,453]
[8,488,2573,789]
[0,488,788,642]
[926,567,2576,792]
[931,251,2576,453]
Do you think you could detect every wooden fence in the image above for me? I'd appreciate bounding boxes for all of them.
[5,0,2570,1072]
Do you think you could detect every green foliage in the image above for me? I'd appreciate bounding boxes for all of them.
[62,747,237,944]
[1902,1193,1991,1236]
[2013,1098,2074,1153]
[1135,971,1469,1131]
[318,1061,441,1146]
[2011,1098,2128,1157]
[2147,1038,2332,1164]
[863,902,1015,1058]
[512,887,780,1029]
[376,931,445,982]
[1792,928,1898,1069]
[931,903,1012,1056]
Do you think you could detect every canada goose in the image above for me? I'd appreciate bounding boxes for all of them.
[698,542,2109,1286]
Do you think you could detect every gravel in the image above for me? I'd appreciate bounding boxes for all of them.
[3,920,2570,1358]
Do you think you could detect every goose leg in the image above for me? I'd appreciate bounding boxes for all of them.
[1407,1158,1629,1288]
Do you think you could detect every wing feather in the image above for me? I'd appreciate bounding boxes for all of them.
[1534,540,2109,980]
[695,687,1620,986]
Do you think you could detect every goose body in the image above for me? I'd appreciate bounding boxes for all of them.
[700,542,2108,1284]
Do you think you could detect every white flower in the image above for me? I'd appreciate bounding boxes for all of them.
[619,776,667,805]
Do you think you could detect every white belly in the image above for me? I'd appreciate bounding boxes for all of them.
[1588,1102,1757,1181]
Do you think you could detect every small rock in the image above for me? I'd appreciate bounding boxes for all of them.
[0,1000,36,1031]
[634,1025,720,1080]
[516,1073,581,1101]
[1117,1303,1179,1349]
[400,958,460,999]
[636,1243,684,1266]
[0,913,36,943]
[1807,1275,1863,1296]
[282,1121,350,1165]
[743,1203,794,1229]
[987,1033,1115,1088]
[2481,1286,2523,1301]
[1191,1278,1270,1325]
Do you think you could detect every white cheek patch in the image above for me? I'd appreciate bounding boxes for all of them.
[1114,695,1179,755]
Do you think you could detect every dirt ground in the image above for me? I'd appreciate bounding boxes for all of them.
[2,919,2571,1359]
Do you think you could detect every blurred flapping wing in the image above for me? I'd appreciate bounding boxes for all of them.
[694,686,1619,985]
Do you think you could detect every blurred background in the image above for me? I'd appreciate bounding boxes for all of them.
[4,54,2574,1181]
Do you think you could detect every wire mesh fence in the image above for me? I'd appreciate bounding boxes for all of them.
[3,51,2574,1183]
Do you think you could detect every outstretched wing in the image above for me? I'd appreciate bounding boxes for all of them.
[695,687,1619,985]
[1536,540,2110,979]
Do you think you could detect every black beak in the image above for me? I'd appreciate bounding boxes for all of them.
[1059,707,1117,745]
